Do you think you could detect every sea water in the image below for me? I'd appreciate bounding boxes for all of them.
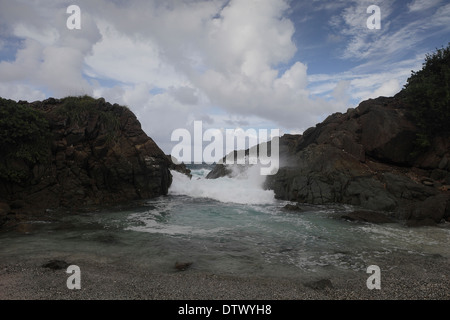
[0,165,449,281]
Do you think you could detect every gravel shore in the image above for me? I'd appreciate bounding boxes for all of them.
[1,253,449,300]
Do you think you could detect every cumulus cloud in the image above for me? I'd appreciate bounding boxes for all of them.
[0,1,101,97]
[83,0,337,137]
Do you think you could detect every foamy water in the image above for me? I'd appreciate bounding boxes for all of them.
[169,167,275,205]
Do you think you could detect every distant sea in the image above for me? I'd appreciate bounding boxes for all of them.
[1,164,449,282]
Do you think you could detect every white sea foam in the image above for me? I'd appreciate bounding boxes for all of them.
[168,166,275,205]
[128,222,226,236]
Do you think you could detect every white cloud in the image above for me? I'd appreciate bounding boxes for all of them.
[408,0,442,12]
[368,79,401,99]
[0,1,101,98]
[85,20,185,88]
[0,82,46,102]
[168,86,199,105]
[13,24,59,46]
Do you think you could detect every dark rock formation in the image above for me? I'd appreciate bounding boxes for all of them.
[206,150,252,179]
[167,155,192,178]
[0,96,173,224]
[282,203,304,212]
[267,97,450,225]
[340,210,394,224]
[0,202,10,226]
[208,96,450,225]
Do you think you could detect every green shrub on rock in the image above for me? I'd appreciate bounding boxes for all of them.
[0,98,51,182]
[403,43,450,149]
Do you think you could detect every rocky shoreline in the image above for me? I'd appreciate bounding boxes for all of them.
[208,96,450,227]
[0,96,187,229]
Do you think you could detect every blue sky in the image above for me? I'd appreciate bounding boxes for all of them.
[0,0,449,154]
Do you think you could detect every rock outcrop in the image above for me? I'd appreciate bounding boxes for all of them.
[208,96,450,225]
[167,155,192,179]
[0,96,173,225]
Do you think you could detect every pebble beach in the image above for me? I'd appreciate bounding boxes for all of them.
[1,253,449,300]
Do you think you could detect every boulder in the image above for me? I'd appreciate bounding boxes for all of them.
[398,194,450,224]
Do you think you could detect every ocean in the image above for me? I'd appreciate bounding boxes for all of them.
[1,165,449,283]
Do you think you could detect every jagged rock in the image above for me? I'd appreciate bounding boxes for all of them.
[208,96,450,225]
[265,97,450,223]
[167,155,192,178]
[206,163,232,179]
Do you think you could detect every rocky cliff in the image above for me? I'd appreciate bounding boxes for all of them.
[0,96,172,226]
[208,96,450,226]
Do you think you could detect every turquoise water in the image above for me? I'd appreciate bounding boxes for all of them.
[0,167,449,281]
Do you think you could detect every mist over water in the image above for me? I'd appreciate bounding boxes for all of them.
[169,166,276,205]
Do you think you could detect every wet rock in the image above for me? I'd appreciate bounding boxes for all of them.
[175,262,193,271]
[340,210,394,224]
[399,194,450,223]
[167,155,192,178]
[42,260,70,270]
[304,279,333,290]
[405,218,437,227]
[282,203,303,212]
[16,223,34,234]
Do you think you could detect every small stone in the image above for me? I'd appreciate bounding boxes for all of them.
[175,262,193,271]
[438,157,448,170]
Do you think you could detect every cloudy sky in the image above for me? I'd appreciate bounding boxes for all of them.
[0,0,449,155]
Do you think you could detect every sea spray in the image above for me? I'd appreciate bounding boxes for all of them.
[168,166,275,205]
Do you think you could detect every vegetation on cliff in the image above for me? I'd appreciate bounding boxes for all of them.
[57,95,121,144]
[402,43,450,149]
[0,98,51,182]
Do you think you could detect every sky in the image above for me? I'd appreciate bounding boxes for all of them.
[0,0,449,156]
